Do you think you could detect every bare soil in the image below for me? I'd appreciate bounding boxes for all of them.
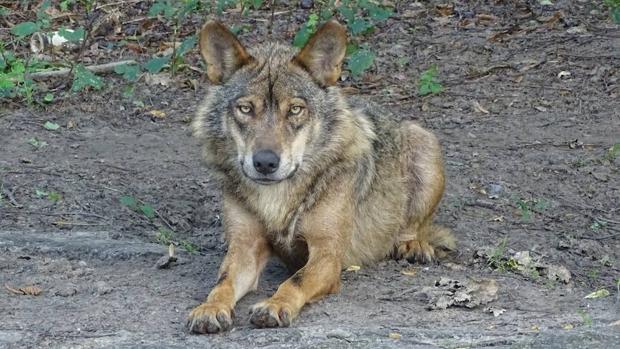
[1,1,619,348]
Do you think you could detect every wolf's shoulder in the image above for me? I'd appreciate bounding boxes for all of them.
[345,95,401,134]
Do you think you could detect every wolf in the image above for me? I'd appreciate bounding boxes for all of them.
[187,19,455,333]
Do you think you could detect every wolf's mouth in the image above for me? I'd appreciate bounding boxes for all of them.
[241,165,299,185]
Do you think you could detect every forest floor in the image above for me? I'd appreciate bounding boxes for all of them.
[1,1,619,348]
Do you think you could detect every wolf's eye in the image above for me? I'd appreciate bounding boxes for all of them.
[238,105,252,114]
[289,106,304,115]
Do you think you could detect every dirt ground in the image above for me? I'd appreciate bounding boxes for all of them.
[1,1,619,348]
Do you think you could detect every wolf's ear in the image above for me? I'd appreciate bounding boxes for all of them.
[199,21,253,84]
[293,20,347,86]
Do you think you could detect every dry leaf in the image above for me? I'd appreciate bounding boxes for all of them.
[562,323,574,330]
[345,265,361,272]
[476,13,498,23]
[584,289,610,299]
[148,110,166,119]
[436,4,454,17]
[558,71,571,79]
[485,306,506,317]
[5,284,43,296]
[473,100,490,114]
[420,278,499,310]
[400,268,418,276]
[144,73,171,87]
[388,332,402,340]
[67,119,76,129]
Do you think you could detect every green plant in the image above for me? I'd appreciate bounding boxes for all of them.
[35,189,62,202]
[487,238,508,271]
[515,198,547,221]
[28,137,48,149]
[604,0,620,23]
[418,65,443,96]
[156,227,199,254]
[603,143,620,162]
[577,309,593,326]
[120,195,156,219]
[294,0,393,77]
[147,0,204,76]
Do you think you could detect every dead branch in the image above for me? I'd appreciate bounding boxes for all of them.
[27,60,137,79]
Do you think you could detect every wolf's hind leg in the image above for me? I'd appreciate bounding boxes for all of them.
[394,121,455,263]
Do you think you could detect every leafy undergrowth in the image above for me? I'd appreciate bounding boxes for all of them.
[0,0,398,106]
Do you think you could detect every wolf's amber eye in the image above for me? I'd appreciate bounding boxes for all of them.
[289,106,303,115]
[238,105,252,114]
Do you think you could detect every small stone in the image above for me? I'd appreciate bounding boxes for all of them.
[326,329,352,340]
[487,183,503,199]
[155,255,177,269]
[300,0,314,9]
[55,286,78,297]
[95,281,112,296]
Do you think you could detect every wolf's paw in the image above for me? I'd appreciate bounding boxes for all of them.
[187,302,234,334]
[395,239,436,264]
[249,299,295,328]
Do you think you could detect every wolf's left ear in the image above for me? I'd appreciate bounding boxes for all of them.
[293,20,347,86]
[199,21,253,84]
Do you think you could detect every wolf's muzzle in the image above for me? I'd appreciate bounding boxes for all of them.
[252,149,280,175]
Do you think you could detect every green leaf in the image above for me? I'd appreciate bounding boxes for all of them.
[28,137,48,148]
[11,22,40,37]
[539,0,553,5]
[139,204,155,219]
[71,64,103,92]
[144,55,171,74]
[43,92,54,102]
[584,289,610,299]
[216,0,237,15]
[114,63,140,81]
[120,195,137,209]
[293,14,319,48]
[348,18,373,35]
[176,35,197,57]
[36,0,51,29]
[43,121,60,130]
[0,6,10,16]
[35,189,48,198]
[149,0,174,17]
[612,8,620,24]
[347,49,375,77]
[418,65,443,96]
[337,6,355,22]
[47,191,61,202]
[368,5,393,21]
[58,27,85,42]
[419,84,431,96]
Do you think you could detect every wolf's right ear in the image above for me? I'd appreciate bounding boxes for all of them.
[293,20,347,86]
[199,21,253,84]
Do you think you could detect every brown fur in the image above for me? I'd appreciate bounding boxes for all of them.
[187,20,456,334]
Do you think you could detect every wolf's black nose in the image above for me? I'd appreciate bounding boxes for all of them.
[253,150,280,175]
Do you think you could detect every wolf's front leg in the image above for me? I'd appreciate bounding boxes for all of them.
[249,237,342,327]
[187,196,271,334]
[249,190,348,328]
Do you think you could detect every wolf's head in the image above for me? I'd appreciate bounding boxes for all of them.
[192,20,353,185]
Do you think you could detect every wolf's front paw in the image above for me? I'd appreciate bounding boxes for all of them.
[249,299,296,328]
[187,302,234,334]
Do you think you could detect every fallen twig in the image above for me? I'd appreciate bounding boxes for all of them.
[27,60,137,79]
